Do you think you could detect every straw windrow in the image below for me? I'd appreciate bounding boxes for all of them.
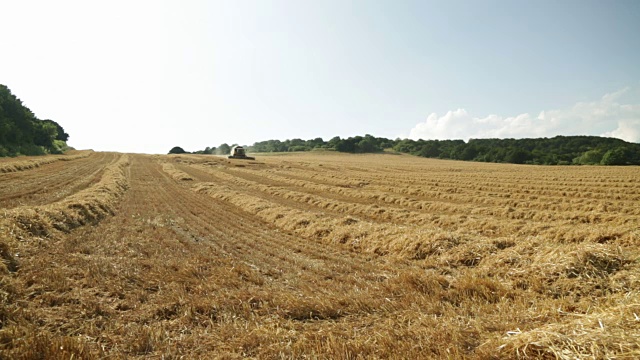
[0,152,638,358]
[0,150,92,173]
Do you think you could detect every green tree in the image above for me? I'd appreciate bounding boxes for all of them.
[33,121,59,148]
[357,138,379,153]
[573,149,605,165]
[505,148,532,164]
[601,147,630,165]
[216,143,231,155]
[328,136,341,149]
[42,119,69,141]
[0,84,71,156]
[460,145,479,161]
[308,137,324,148]
[393,139,417,154]
[336,136,366,153]
[168,146,187,154]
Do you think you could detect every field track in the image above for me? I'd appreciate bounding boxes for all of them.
[1,151,639,358]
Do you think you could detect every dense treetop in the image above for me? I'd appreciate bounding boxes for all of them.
[0,84,70,157]
[168,146,187,154]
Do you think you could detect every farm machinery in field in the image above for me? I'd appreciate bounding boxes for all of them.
[228,146,255,160]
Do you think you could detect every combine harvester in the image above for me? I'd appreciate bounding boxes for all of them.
[228,146,255,160]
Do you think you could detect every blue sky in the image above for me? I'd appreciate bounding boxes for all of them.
[1,0,639,153]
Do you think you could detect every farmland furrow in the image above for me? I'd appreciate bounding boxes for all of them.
[173,157,637,254]
[0,150,92,173]
[268,157,640,197]
[305,160,640,213]
[154,160,385,280]
[268,165,640,213]
[3,152,638,359]
[0,152,118,209]
[175,161,329,215]
[184,162,636,244]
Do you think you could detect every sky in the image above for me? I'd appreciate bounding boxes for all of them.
[1,0,639,154]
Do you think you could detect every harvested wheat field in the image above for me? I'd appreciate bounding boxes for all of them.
[0,151,639,359]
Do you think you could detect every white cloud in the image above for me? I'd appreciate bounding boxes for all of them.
[409,88,640,143]
[601,119,640,142]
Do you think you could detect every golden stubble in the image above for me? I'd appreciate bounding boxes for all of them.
[0,151,638,359]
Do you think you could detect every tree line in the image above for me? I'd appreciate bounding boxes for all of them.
[392,136,640,165]
[182,134,640,165]
[169,143,233,155]
[249,135,396,153]
[0,84,70,157]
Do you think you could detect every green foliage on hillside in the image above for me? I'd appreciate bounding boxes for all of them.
[0,84,70,157]
[240,135,640,165]
[394,136,640,165]
[172,143,233,155]
[249,138,329,152]
[247,135,394,154]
